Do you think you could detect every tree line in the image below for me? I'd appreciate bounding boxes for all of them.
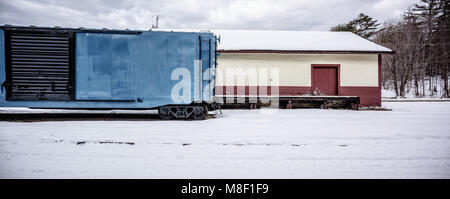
[331,0,450,98]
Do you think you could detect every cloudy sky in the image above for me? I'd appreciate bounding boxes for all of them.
[0,0,416,31]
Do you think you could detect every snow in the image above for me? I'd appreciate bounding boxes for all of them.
[382,76,450,99]
[0,102,449,178]
[212,29,393,52]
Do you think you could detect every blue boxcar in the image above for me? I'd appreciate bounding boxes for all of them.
[0,26,217,119]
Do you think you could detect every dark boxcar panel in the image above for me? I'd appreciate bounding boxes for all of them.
[3,29,75,101]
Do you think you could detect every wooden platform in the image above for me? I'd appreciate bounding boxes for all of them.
[215,95,360,109]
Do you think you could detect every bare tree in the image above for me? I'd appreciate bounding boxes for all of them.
[373,0,449,98]
[437,0,450,97]
[374,13,426,98]
[413,0,440,96]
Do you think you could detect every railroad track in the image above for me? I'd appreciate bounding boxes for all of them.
[0,111,219,122]
[0,113,162,122]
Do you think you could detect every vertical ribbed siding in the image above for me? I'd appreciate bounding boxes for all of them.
[6,31,72,100]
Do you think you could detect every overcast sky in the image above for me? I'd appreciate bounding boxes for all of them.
[0,0,416,31]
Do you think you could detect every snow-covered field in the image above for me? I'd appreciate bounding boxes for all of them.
[382,76,449,99]
[0,102,449,179]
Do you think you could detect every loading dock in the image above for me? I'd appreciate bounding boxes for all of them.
[216,95,360,109]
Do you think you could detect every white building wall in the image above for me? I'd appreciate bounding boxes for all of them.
[216,53,379,87]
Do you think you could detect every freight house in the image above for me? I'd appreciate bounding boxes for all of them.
[214,30,393,108]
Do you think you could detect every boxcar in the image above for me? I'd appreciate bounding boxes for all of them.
[0,26,218,119]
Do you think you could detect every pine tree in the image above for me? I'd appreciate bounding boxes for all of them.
[347,13,380,38]
[330,23,353,32]
[330,13,380,38]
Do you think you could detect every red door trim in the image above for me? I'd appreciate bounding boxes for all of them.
[311,64,341,96]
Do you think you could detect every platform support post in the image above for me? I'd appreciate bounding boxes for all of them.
[286,101,293,109]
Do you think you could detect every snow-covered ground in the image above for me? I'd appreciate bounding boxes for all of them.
[382,76,449,99]
[0,102,449,179]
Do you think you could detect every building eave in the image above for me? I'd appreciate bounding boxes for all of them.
[217,49,394,54]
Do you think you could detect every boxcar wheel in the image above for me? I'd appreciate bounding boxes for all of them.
[191,106,207,120]
[158,106,173,120]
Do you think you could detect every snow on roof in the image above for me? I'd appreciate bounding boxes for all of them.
[212,29,392,53]
[152,28,392,53]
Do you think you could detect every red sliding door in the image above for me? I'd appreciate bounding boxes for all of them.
[312,67,338,96]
